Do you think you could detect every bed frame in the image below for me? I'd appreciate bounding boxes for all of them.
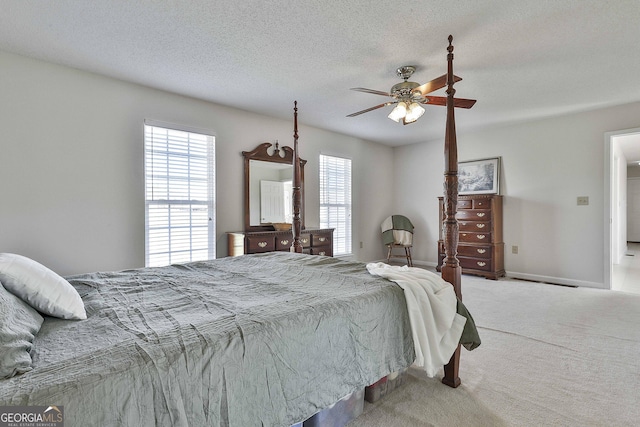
[440,35,464,388]
[289,35,465,388]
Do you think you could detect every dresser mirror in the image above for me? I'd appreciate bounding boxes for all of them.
[243,142,306,231]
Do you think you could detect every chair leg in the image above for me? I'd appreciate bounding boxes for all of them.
[406,247,413,267]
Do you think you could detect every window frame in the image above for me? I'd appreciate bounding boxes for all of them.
[319,153,352,256]
[143,120,216,267]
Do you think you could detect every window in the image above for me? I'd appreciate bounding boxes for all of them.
[319,154,352,256]
[144,122,215,267]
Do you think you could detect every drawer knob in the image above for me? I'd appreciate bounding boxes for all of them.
[319,237,326,242]
[477,261,486,267]
[477,235,486,240]
[258,242,268,248]
[476,224,485,229]
[280,240,289,245]
[477,212,486,217]
[477,248,486,254]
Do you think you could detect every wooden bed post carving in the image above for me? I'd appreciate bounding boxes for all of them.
[441,35,463,388]
[291,101,303,253]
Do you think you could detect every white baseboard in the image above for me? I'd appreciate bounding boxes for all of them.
[372,258,438,269]
[504,271,605,289]
[376,258,606,289]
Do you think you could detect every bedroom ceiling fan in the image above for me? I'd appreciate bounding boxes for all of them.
[346,65,476,125]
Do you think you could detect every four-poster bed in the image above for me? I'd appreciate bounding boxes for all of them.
[0,36,476,426]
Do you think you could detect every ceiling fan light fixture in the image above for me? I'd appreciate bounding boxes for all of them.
[404,102,425,124]
[347,64,476,120]
[387,101,407,122]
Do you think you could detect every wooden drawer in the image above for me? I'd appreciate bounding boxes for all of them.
[457,210,492,221]
[438,242,491,259]
[310,246,331,256]
[459,231,492,243]
[275,233,293,251]
[312,233,332,247]
[457,199,473,209]
[246,235,275,253]
[440,199,472,216]
[300,233,312,248]
[457,244,492,259]
[276,233,315,250]
[440,199,472,215]
[278,234,311,250]
[473,199,492,209]
[459,256,492,272]
[458,221,491,232]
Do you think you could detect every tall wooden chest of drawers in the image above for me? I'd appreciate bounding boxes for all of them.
[437,195,505,279]
[227,228,334,257]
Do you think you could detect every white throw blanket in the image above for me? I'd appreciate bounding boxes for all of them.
[366,262,466,377]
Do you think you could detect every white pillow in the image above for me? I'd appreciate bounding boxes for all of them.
[0,253,86,320]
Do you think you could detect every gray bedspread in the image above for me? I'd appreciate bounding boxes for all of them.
[0,253,415,427]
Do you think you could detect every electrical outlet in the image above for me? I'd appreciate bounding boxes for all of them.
[359,241,363,249]
[512,245,518,254]
[577,196,589,206]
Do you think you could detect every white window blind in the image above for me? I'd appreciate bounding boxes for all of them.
[319,154,352,256]
[144,123,215,267]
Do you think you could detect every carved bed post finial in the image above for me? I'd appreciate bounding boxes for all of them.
[441,34,462,389]
[291,101,303,253]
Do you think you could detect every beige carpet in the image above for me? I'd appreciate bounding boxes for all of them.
[348,274,640,426]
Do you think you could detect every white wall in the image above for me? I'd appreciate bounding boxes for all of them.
[0,51,394,275]
[395,101,640,288]
[6,48,640,287]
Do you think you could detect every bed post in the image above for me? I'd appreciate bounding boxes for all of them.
[441,35,462,388]
[291,101,303,253]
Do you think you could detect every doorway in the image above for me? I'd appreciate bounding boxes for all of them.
[605,128,640,293]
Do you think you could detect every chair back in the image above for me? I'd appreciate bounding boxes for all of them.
[381,215,414,246]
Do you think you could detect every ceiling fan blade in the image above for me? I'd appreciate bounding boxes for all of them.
[413,74,462,96]
[350,87,392,97]
[346,102,395,117]
[423,96,477,108]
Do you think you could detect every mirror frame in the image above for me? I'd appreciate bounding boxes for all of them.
[243,142,306,232]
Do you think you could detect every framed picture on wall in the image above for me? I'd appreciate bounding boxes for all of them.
[458,157,501,195]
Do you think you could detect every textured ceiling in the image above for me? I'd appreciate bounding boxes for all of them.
[1,0,640,152]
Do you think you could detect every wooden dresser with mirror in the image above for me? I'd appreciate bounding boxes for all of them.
[227,141,334,257]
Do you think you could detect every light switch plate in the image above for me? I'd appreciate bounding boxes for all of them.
[577,196,589,206]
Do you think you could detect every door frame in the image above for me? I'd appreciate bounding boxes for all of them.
[604,127,640,290]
